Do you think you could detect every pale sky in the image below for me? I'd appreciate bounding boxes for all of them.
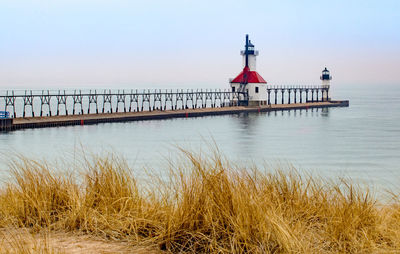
[0,0,399,89]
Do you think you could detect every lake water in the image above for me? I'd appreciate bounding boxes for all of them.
[1,84,399,193]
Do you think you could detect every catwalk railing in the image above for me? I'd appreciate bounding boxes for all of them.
[0,86,329,118]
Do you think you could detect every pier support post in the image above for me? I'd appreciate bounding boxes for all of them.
[88,90,98,114]
[40,95,43,117]
[267,90,271,105]
[300,89,303,103]
[22,91,33,117]
[39,96,43,117]
[116,90,126,113]
[103,90,112,113]
[73,90,83,115]
[5,93,12,118]
[40,90,51,117]
[202,90,206,108]
[57,91,67,116]
[154,90,162,111]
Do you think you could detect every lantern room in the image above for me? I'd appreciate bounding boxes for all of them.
[321,67,332,81]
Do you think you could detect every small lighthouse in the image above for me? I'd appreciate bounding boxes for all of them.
[230,35,267,106]
[320,67,332,101]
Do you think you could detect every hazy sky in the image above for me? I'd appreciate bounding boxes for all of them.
[0,0,399,89]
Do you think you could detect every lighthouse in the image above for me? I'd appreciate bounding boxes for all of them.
[230,35,267,106]
[320,67,332,101]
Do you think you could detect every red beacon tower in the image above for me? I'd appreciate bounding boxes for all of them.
[230,34,267,106]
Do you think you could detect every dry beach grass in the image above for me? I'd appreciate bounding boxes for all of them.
[0,150,399,253]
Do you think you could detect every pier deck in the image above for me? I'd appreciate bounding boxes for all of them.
[2,100,348,131]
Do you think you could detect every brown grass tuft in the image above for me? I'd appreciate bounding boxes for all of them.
[0,150,399,253]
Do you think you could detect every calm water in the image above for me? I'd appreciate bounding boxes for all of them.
[1,84,400,192]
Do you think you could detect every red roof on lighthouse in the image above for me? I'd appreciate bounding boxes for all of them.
[230,66,267,84]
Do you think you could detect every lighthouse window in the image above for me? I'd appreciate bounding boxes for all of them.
[255,87,259,93]
[232,87,235,92]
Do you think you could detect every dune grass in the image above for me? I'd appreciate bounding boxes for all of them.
[0,228,63,254]
[0,150,399,253]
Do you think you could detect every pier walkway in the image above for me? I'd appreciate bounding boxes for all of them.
[1,100,348,131]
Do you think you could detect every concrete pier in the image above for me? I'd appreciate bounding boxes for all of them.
[2,100,348,131]
[0,118,13,131]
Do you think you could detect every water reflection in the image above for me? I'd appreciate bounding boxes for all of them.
[231,112,261,157]
[321,108,330,117]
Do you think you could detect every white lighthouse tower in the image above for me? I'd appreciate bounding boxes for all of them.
[230,35,267,106]
[320,67,332,101]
